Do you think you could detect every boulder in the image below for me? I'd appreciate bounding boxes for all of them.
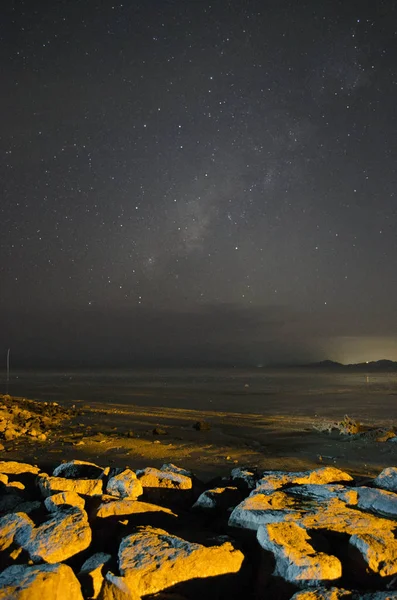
[53,459,105,479]
[98,572,140,599]
[349,532,397,577]
[106,469,143,499]
[44,491,85,512]
[118,525,244,597]
[0,512,34,551]
[38,474,103,497]
[79,552,112,599]
[136,467,192,490]
[193,486,242,510]
[290,589,353,599]
[160,463,192,478]
[354,486,397,518]
[257,521,342,586]
[253,467,353,494]
[0,461,40,475]
[0,474,8,485]
[0,563,84,599]
[373,467,397,493]
[286,484,358,505]
[96,499,177,519]
[228,491,295,530]
[16,506,92,563]
[230,467,257,490]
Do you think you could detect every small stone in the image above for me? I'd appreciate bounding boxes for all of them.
[0,563,84,599]
[153,427,167,435]
[253,466,353,494]
[230,467,257,490]
[193,420,211,431]
[160,463,192,478]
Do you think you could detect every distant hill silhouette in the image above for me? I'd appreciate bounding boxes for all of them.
[303,359,397,371]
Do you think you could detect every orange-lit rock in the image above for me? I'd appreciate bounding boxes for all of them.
[354,486,397,518]
[118,525,244,597]
[44,491,85,512]
[16,506,92,563]
[136,467,192,490]
[286,484,358,505]
[0,563,84,599]
[79,552,112,599]
[350,532,397,577]
[257,521,341,586]
[96,499,177,519]
[228,491,295,529]
[53,459,105,480]
[98,572,141,599]
[290,588,353,599]
[373,467,397,493]
[106,469,143,499]
[192,486,242,510]
[0,461,40,475]
[253,467,353,494]
[0,512,34,552]
[38,474,103,497]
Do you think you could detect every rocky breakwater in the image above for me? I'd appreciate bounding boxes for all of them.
[0,461,397,599]
[0,394,78,445]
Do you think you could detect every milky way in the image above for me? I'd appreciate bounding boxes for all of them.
[1,1,396,366]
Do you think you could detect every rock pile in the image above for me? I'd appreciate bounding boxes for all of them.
[0,394,77,444]
[1,460,397,599]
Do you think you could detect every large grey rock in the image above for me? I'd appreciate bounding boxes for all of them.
[96,499,177,519]
[253,467,353,494]
[79,552,112,599]
[257,521,341,586]
[53,459,105,479]
[16,506,92,563]
[0,461,40,475]
[136,466,192,489]
[38,473,103,497]
[118,525,244,597]
[355,486,397,518]
[0,512,34,551]
[44,491,85,512]
[106,469,143,499]
[286,484,358,505]
[0,563,84,599]
[192,486,242,510]
[228,491,295,530]
[373,467,397,493]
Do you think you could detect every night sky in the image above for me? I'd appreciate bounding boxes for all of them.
[1,1,397,367]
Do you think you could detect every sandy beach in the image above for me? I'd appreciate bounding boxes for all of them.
[2,368,397,480]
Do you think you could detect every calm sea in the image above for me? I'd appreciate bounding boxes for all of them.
[2,368,397,421]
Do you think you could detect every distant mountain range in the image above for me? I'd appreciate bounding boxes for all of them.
[304,359,397,371]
